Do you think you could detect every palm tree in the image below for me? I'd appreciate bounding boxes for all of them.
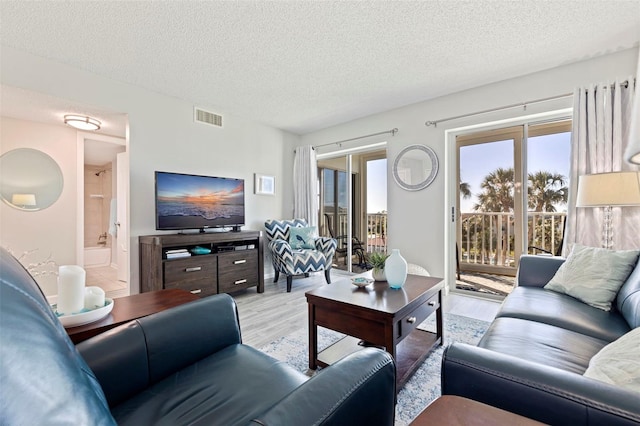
[459,181,472,200]
[527,171,567,212]
[527,171,567,253]
[474,167,514,213]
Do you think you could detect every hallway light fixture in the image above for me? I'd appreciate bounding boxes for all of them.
[64,115,101,131]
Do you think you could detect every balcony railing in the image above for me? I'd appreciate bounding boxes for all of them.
[326,210,564,280]
[366,213,387,254]
[325,213,388,256]
[459,212,566,275]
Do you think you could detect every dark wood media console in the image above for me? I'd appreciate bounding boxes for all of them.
[139,230,264,296]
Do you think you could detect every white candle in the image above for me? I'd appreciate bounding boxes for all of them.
[57,265,86,315]
[84,286,106,310]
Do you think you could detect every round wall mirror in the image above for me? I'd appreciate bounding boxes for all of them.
[0,148,64,211]
[393,145,439,191]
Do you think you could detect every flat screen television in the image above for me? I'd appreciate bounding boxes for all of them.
[155,171,245,232]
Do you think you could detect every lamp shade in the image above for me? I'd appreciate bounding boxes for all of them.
[576,172,640,207]
[624,52,640,165]
[11,193,36,207]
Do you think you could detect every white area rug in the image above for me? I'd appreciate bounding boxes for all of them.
[259,312,490,425]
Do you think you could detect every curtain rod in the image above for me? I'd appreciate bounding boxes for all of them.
[425,93,573,127]
[314,128,398,149]
[425,78,636,128]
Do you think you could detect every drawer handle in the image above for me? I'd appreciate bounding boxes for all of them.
[428,301,436,306]
[407,316,417,324]
[190,289,202,294]
[233,259,247,265]
[234,279,247,285]
[185,267,202,272]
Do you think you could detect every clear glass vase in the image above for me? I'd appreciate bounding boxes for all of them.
[385,249,407,289]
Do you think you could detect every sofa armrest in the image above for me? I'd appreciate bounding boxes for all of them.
[250,348,396,426]
[78,294,241,406]
[516,255,565,288]
[442,342,640,425]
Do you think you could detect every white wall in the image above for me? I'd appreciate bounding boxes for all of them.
[1,46,297,295]
[296,47,639,285]
[0,117,78,294]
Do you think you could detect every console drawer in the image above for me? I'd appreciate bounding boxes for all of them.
[396,291,440,341]
[164,278,216,297]
[218,250,259,292]
[164,256,217,285]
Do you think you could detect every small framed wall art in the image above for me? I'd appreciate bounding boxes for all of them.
[254,174,275,195]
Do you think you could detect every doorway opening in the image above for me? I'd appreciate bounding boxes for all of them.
[81,134,129,298]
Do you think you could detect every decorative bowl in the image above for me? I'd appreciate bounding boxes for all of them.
[53,298,114,328]
[351,277,374,288]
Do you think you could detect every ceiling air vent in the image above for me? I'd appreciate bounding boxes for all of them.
[194,107,223,128]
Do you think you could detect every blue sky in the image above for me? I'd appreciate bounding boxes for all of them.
[459,132,571,212]
[367,158,387,213]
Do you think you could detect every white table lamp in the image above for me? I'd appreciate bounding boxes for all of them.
[576,172,640,248]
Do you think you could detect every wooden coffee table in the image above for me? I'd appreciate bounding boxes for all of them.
[410,395,545,425]
[65,288,200,344]
[306,274,443,390]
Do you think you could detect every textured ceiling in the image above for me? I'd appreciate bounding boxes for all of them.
[1,1,639,135]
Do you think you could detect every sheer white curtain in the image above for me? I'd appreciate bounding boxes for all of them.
[293,145,318,227]
[565,79,640,253]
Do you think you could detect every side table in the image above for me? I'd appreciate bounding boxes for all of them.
[65,288,200,344]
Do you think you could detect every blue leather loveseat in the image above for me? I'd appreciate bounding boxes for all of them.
[0,247,396,425]
[442,254,640,425]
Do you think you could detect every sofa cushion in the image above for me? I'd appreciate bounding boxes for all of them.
[544,245,639,311]
[616,258,640,328]
[584,327,640,392]
[497,286,631,342]
[478,317,609,374]
[111,344,308,426]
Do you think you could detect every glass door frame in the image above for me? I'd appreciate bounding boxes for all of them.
[444,110,573,297]
[317,145,387,273]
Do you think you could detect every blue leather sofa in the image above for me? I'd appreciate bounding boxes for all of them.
[442,254,640,425]
[0,247,396,425]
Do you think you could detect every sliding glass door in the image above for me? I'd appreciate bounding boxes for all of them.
[455,120,571,297]
[318,148,387,273]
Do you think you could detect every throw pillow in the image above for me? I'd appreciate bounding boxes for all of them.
[289,226,317,249]
[544,244,639,311]
[583,327,640,392]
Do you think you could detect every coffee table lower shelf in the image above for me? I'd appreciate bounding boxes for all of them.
[317,328,441,389]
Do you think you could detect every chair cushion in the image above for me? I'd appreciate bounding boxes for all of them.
[112,344,308,426]
[291,249,328,274]
[544,244,639,311]
[478,317,609,374]
[497,286,630,342]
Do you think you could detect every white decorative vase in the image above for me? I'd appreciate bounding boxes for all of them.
[385,249,407,289]
[372,268,386,282]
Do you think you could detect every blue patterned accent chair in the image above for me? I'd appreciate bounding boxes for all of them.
[264,218,337,292]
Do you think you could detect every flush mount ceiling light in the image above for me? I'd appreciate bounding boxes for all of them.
[64,115,101,131]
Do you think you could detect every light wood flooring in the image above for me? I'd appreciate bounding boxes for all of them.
[232,270,501,348]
